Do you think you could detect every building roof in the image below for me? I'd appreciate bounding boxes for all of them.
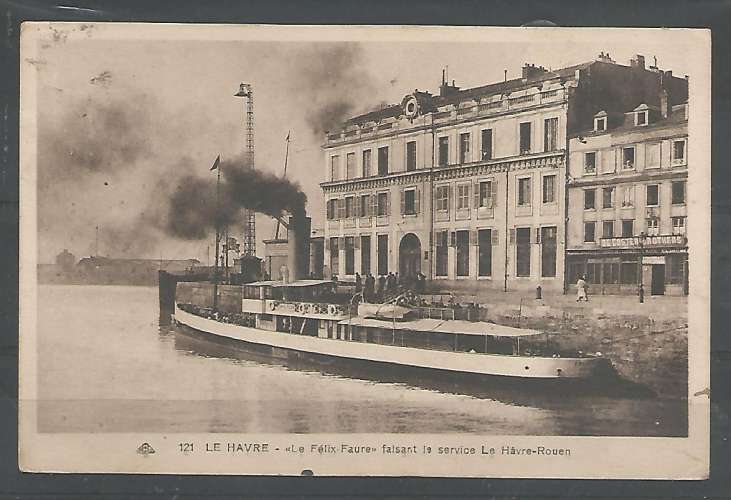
[342,61,592,128]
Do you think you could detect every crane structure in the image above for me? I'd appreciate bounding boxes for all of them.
[234,83,256,257]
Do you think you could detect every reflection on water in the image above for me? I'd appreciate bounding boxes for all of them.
[37,285,686,436]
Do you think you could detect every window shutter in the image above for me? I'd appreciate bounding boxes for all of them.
[491,229,499,246]
[474,182,481,209]
[470,229,478,246]
[369,194,375,216]
[448,185,452,212]
[386,192,390,215]
[450,231,456,247]
[415,187,421,214]
[509,228,516,245]
[339,199,345,219]
[354,237,360,249]
[400,189,405,215]
[535,227,541,244]
[325,238,330,251]
[491,180,497,207]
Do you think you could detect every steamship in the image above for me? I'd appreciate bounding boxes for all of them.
[171,216,612,382]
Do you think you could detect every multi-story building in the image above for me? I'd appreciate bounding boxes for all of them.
[566,88,689,296]
[320,53,688,294]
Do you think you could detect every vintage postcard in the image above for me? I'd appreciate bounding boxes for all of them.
[18,24,710,478]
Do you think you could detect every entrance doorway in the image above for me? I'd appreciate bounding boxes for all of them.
[399,233,422,280]
[651,264,666,295]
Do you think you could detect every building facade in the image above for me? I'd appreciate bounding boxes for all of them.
[321,54,688,294]
[566,98,689,296]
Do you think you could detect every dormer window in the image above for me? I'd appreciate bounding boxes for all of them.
[632,104,651,127]
[635,110,648,126]
[593,110,608,132]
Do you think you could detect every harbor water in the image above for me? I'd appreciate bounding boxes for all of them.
[36,285,686,436]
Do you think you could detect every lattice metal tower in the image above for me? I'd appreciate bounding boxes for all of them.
[234,83,256,257]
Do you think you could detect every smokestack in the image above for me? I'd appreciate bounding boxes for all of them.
[287,214,311,282]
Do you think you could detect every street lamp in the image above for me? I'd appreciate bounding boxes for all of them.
[638,231,647,303]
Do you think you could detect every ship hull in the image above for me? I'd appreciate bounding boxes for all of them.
[173,306,612,380]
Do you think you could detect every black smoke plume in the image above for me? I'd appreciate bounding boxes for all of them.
[165,155,307,240]
[293,44,378,135]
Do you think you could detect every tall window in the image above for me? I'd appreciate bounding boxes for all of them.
[478,180,493,208]
[359,194,370,218]
[435,230,448,277]
[438,136,449,166]
[406,141,417,171]
[377,146,389,175]
[456,230,470,277]
[330,155,340,181]
[456,183,470,210]
[542,175,556,203]
[435,185,449,212]
[621,219,634,237]
[517,177,531,206]
[584,152,596,174]
[646,184,659,207]
[344,236,355,275]
[329,237,339,275]
[603,220,614,239]
[602,187,614,209]
[584,189,596,210]
[377,192,389,216]
[672,181,686,205]
[622,147,635,169]
[516,227,531,277]
[519,122,532,154]
[402,188,417,215]
[377,234,388,275]
[584,222,595,242]
[646,142,661,169]
[672,216,686,235]
[345,196,354,218]
[544,117,558,152]
[481,129,493,160]
[362,149,372,177]
[478,229,492,277]
[621,185,635,207]
[541,226,557,277]
[326,198,337,220]
[346,152,356,179]
[459,132,471,164]
[646,218,659,236]
[672,139,687,165]
[360,235,371,275]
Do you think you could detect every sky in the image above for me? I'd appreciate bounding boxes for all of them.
[26,24,698,264]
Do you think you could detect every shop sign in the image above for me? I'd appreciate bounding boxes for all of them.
[599,234,686,249]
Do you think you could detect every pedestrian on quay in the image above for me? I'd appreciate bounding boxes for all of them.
[377,274,386,302]
[355,272,362,294]
[364,273,375,302]
[576,275,589,302]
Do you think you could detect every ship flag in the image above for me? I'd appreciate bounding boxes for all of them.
[210,155,221,171]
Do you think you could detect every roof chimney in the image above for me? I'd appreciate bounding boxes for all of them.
[439,74,460,98]
[522,63,548,80]
[630,54,646,69]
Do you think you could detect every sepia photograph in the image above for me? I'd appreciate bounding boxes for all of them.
[18,24,710,478]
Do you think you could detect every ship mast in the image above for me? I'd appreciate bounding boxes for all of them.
[274,131,291,240]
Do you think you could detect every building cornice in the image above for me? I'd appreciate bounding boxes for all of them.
[569,168,687,188]
[321,150,565,194]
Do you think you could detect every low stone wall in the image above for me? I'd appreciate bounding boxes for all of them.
[493,307,688,400]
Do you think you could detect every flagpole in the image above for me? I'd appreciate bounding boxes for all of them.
[213,156,221,311]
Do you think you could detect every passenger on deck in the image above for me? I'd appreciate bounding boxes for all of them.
[355,272,362,294]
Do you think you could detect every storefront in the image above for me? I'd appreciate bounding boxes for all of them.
[567,234,688,296]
